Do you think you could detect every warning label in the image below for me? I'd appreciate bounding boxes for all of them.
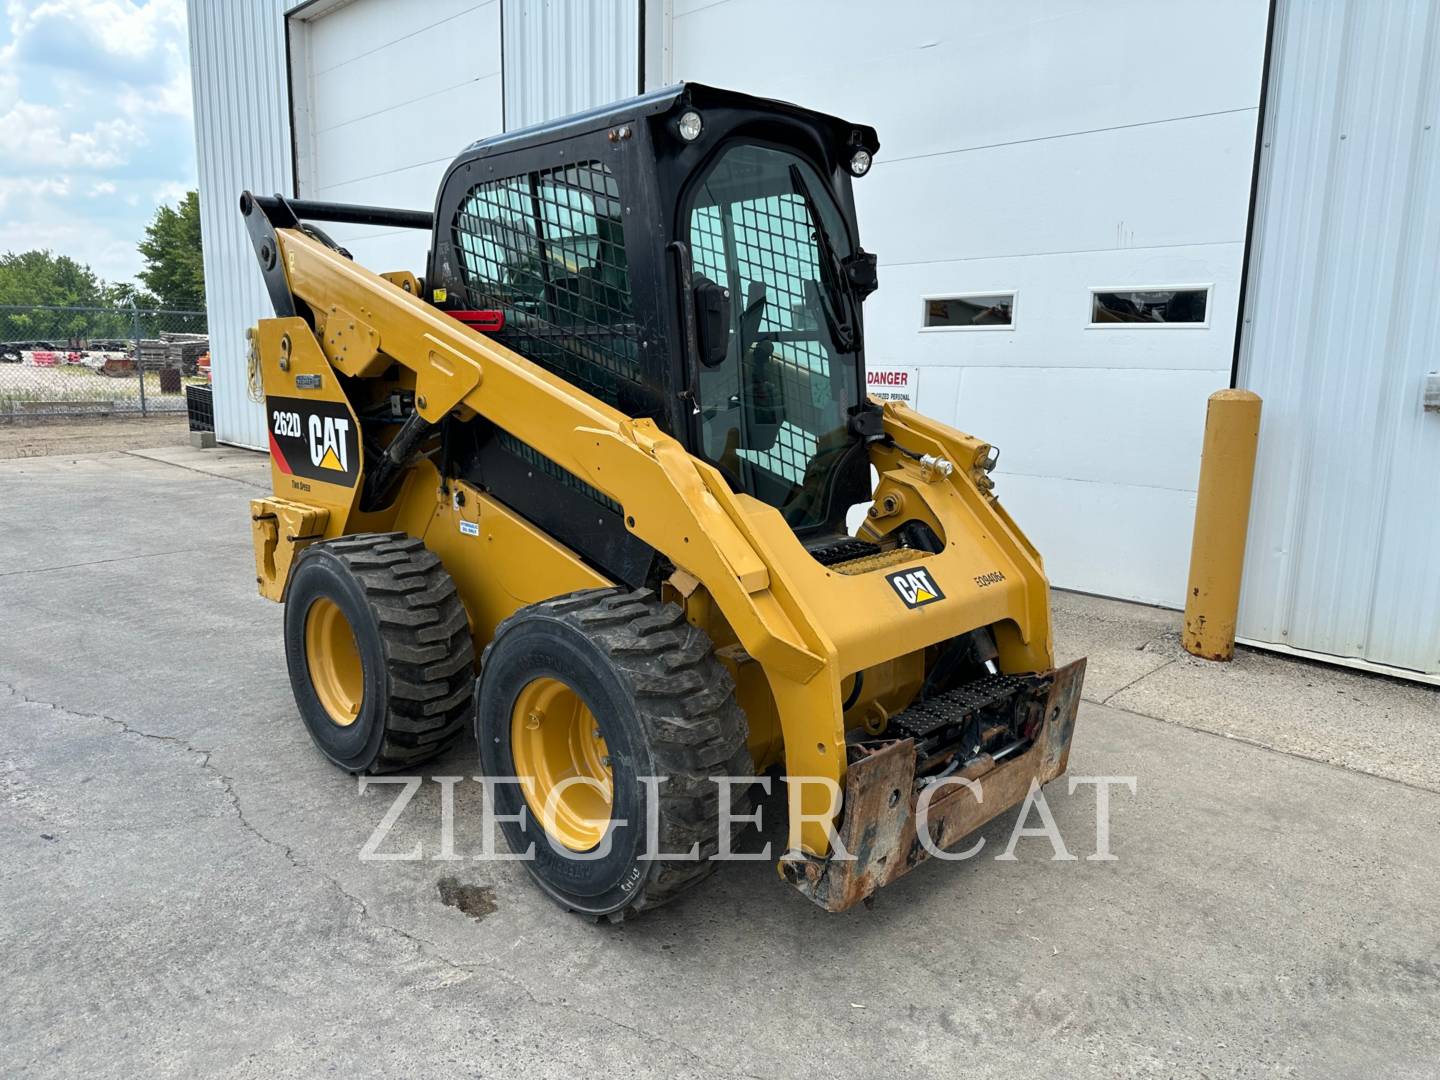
[866,366,918,408]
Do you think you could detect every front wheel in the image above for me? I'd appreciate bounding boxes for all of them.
[284,532,475,772]
[477,588,751,920]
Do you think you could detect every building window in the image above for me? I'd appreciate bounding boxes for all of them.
[921,293,1015,329]
[1089,286,1210,327]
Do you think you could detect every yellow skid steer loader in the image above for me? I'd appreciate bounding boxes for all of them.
[241,83,1084,918]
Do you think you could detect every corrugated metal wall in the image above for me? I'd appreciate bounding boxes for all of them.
[186,0,293,450]
[501,0,640,130]
[1237,0,1440,677]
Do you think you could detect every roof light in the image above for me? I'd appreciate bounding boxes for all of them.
[677,110,704,142]
[848,148,872,176]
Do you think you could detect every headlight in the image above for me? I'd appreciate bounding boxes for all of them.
[677,110,704,142]
[848,149,872,176]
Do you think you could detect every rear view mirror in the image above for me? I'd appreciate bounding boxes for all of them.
[693,277,731,368]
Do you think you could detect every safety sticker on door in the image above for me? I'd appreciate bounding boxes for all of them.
[886,565,945,609]
[267,396,360,487]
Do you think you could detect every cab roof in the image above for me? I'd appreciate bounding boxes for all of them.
[457,81,879,160]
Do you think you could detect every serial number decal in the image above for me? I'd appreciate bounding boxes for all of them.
[973,571,1006,588]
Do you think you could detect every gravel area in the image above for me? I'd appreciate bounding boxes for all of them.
[0,416,190,459]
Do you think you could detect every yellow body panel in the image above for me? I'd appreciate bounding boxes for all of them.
[250,227,1057,857]
[255,318,365,517]
[418,469,610,650]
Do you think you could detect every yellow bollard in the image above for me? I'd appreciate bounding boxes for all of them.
[1183,389,1262,661]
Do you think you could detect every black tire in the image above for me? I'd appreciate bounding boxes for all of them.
[477,587,752,920]
[284,532,475,772]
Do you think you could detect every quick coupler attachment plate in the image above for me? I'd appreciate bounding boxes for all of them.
[781,658,1086,912]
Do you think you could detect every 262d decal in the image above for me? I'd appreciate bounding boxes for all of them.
[267,396,360,486]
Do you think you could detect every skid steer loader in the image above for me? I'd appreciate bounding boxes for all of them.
[241,83,1085,918]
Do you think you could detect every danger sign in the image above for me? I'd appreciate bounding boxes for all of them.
[866,366,918,408]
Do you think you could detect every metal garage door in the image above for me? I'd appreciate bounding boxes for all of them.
[1237,0,1440,680]
[288,0,505,274]
[663,0,1268,608]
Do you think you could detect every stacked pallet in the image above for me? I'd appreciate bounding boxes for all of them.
[134,334,209,375]
[136,338,169,371]
[164,333,209,372]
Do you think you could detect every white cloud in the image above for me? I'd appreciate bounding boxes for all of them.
[152,179,187,205]
[0,1,194,283]
[0,99,143,168]
[2,0,187,84]
[2,215,139,281]
[119,61,192,121]
[0,175,74,212]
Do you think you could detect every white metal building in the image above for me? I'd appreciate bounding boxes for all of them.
[186,0,1440,682]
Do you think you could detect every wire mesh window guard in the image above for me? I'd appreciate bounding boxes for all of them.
[688,145,852,495]
[453,162,639,409]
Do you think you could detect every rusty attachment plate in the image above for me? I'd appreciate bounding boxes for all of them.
[782,657,1086,912]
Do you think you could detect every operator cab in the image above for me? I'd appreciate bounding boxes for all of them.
[426,83,881,551]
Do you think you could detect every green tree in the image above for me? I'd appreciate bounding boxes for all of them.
[0,250,124,342]
[137,190,205,310]
[102,280,160,310]
[0,250,106,307]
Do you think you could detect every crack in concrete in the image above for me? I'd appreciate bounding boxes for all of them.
[0,678,765,1078]
[1098,658,1180,706]
[121,449,268,490]
[0,548,205,579]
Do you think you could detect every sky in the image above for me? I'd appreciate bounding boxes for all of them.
[0,0,195,285]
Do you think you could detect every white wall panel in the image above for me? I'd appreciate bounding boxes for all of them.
[186,0,293,450]
[669,0,1267,606]
[290,0,504,273]
[305,3,497,128]
[993,473,1199,608]
[502,0,640,130]
[668,0,1267,161]
[867,245,1243,372]
[1237,0,1440,677]
[304,0,487,73]
[862,110,1257,266]
[950,367,1221,495]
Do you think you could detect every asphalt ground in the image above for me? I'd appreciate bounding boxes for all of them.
[2,445,1437,1078]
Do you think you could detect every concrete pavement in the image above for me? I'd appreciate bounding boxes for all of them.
[2,446,1437,1078]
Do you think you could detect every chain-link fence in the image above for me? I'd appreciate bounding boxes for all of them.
[0,305,209,420]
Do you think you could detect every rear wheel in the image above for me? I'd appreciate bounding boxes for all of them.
[284,532,475,772]
[477,588,751,920]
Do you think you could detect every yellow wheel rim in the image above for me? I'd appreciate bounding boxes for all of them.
[305,597,364,726]
[510,677,614,851]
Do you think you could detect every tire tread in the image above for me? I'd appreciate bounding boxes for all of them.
[303,531,474,772]
[483,586,751,920]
